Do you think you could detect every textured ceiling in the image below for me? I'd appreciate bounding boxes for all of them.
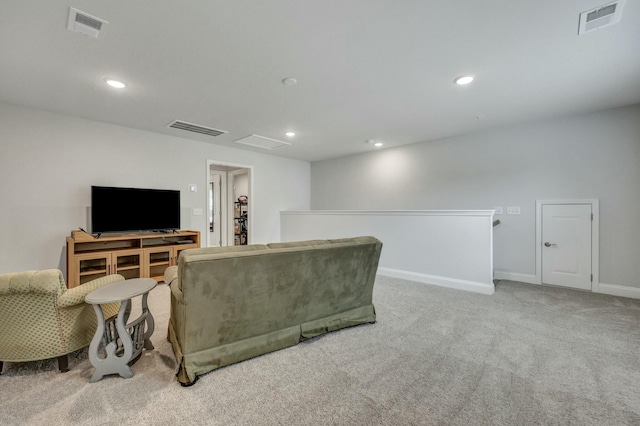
[1,1,639,161]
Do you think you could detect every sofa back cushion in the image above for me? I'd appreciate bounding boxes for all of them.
[177,244,268,291]
[0,270,66,360]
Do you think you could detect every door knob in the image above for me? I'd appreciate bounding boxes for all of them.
[544,242,557,247]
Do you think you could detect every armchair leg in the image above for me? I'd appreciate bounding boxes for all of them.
[0,361,3,374]
[57,355,69,373]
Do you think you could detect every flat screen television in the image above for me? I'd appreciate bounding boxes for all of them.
[91,185,180,233]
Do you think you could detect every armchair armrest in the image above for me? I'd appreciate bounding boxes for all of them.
[58,274,125,308]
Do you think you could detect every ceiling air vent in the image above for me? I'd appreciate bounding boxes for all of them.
[67,8,108,39]
[234,134,291,150]
[167,120,228,137]
[578,1,624,34]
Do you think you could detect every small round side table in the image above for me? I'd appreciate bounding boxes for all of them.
[85,278,156,383]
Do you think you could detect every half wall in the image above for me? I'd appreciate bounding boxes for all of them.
[281,210,495,295]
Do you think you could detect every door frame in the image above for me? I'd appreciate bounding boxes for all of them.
[535,199,599,291]
[206,160,253,247]
[209,174,222,246]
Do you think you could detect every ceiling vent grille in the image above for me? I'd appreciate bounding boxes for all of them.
[233,134,292,150]
[578,1,624,34]
[167,120,228,137]
[67,8,108,39]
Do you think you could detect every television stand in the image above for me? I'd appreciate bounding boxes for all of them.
[66,230,200,288]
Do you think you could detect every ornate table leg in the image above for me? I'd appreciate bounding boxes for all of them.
[141,292,155,350]
[88,300,134,382]
[88,303,106,382]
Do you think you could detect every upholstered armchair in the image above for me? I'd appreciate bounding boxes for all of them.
[0,269,124,374]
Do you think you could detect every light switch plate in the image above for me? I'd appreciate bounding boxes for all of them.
[192,208,203,216]
[188,184,197,192]
[506,206,521,215]
[494,206,504,215]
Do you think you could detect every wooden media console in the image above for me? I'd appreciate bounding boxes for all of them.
[66,230,200,288]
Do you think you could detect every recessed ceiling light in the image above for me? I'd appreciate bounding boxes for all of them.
[105,79,126,89]
[282,77,297,86]
[285,131,296,137]
[366,139,383,148]
[454,75,474,85]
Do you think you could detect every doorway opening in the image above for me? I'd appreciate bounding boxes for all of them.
[206,160,252,247]
[535,199,599,291]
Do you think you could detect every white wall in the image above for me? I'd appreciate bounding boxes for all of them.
[281,210,495,295]
[311,105,640,291]
[0,102,310,275]
[233,173,249,200]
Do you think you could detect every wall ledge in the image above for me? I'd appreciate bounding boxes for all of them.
[282,210,495,217]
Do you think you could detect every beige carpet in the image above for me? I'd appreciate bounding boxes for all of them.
[1,276,640,425]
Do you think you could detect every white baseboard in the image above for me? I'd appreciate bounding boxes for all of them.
[492,271,640,300]
[493,270,539,285]
[378,268,640,300]
[378,267,494,295]
[597,283,640,300]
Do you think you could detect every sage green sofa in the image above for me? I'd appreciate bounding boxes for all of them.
[164,236,382,385]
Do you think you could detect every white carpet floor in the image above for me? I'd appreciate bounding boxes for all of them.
[1,276,639,425]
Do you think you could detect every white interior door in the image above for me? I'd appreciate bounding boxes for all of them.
[542,204,592,290]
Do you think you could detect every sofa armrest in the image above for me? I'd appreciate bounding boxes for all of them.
[165,266,184,304]
[164,266,179,286]
[57,274,125,308]
[170,278,184,304]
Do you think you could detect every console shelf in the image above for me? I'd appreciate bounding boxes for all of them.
[66,230,200,288]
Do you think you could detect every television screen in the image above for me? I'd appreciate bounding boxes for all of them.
[91,186,180,233]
